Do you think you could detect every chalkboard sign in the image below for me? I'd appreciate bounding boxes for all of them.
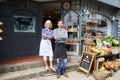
[78,52,95,76]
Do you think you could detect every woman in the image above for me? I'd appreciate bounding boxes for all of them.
[39,20,56,72]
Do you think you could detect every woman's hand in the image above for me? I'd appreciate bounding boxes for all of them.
[46,35,52,39]
[43,34,52,39]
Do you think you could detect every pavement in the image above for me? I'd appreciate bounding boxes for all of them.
[27,70,120,80]
[27,71,95,80]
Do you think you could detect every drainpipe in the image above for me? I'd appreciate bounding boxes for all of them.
[111,9,120,39]
[116,9,120,39]
[78,0,83,56]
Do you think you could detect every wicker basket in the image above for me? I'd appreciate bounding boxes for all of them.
[84,38,93,45]
[93,70,107,80]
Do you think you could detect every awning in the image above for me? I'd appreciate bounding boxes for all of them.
[33,0,58,2]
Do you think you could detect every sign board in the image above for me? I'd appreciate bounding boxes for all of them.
[78,52,95,76]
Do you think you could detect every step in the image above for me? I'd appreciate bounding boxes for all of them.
[0,62,78,80]
[0,61,44,74]
[0,56,81,74]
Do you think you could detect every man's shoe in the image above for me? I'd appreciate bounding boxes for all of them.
[63,73,69,78]
[56,73,61,78]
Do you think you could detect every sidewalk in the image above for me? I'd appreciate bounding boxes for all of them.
[28,70,120,80]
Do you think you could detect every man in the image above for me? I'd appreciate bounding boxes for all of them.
[54,20,69,78]
[96,32,106,48]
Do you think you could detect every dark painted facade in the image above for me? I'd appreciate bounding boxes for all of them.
[0,1,42,58]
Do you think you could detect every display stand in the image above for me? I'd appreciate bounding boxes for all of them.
[78,38,98,76]
[78,38,99,76]
[78,52,96,77]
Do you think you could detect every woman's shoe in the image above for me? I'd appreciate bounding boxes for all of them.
[50,67,56,72]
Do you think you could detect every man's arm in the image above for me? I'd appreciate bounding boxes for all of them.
[62,30,68,39]
[54,29,62,40]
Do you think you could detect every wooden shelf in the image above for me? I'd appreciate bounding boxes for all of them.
[66,41,79,55]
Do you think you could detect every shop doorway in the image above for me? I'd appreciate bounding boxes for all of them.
[42,2,61,29]
[42,2,61,50]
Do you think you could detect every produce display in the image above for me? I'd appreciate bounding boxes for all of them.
[91,36,120,56]
[104,61,115,69]
[90,36,120,79]
[95,58,120,80]
[91,44,101,53]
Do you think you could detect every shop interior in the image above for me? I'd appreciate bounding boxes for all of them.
[42,2,61,29]
[82,14,110,37]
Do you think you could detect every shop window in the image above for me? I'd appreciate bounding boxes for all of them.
[64,10,79,40]
[63,10,79,55]
[82,14,110,37]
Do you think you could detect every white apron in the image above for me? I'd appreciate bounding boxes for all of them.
[39,39,53,56]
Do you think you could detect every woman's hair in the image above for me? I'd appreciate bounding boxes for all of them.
[44,20,52,28]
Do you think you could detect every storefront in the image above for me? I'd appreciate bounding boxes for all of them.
[61,0,120,56]
[0,0,120,58]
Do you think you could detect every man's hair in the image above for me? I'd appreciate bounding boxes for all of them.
[58,19,64,23]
